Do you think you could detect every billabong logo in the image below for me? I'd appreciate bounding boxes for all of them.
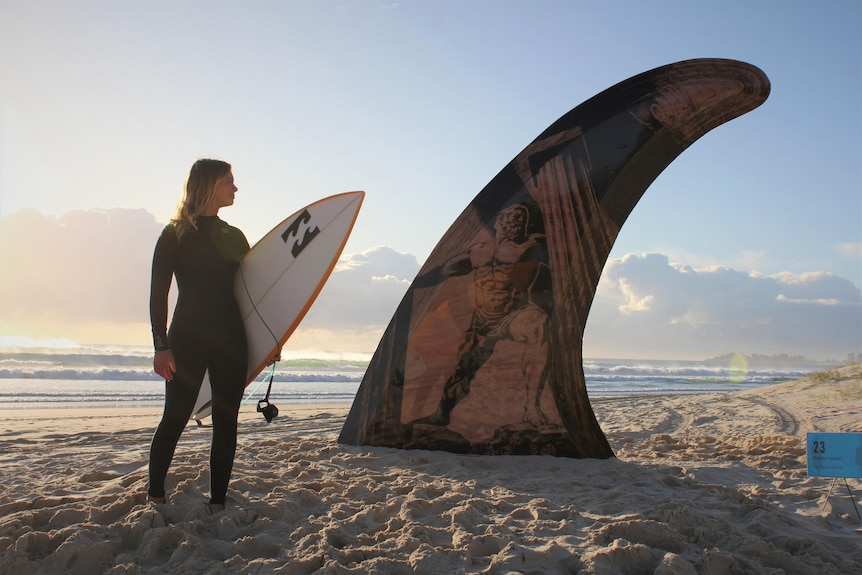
[281,209,320,257]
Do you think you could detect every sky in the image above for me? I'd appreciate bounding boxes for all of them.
[1,0,860,360]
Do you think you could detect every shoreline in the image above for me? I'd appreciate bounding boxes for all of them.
[1,367,860,574]
[0,403,354,444]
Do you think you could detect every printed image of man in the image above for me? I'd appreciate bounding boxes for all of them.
[412,202,554,429]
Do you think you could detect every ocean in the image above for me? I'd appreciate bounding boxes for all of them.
[0,345,836,410]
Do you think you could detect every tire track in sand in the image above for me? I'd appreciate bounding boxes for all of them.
[739,396,800,436]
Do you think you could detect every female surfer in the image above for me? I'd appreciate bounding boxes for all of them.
[148,158,258,514]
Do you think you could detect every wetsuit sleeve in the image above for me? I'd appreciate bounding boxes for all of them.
[237,229,250,257]
[150,226,178,351]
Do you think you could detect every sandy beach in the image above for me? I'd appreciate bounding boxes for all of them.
[1,366,860,574]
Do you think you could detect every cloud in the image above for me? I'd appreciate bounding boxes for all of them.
[256,246,420,353]
[301,246,418,329]
[584,253,862,359]
[0,211,419,349]
[2,209,859,359]
[835,242,862,258]
[0,208,162,342]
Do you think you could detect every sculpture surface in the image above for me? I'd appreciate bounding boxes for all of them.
[340,59,770,457]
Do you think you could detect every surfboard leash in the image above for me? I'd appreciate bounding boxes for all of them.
[239,260,281,423]
[241,364,274,407]
[256,367,279,423]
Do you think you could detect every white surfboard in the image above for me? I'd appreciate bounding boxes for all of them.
[191,191,365,421]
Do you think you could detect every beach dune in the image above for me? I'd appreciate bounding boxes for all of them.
[1,366,860,574]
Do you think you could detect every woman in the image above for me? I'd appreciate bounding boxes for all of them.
[148,158,250,514]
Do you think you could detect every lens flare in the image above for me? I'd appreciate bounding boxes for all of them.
[727,354,749,383]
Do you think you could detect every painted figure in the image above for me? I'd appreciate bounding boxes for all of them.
[412,203,553,429]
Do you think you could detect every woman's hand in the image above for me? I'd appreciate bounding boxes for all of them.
[154,350,176,381]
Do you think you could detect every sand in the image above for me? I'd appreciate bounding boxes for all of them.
[1,366,860,574]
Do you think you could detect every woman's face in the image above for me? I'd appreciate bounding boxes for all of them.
[212,170,237,210]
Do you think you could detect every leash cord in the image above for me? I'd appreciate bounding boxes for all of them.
[239,260,281,409]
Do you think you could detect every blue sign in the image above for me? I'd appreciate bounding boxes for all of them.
[807,433,862,478]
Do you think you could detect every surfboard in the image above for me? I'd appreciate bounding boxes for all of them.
[339,59,770,457]
[191,191,365,421]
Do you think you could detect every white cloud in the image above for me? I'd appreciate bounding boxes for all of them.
[302,246,418,329]
[2,209,859,359]
[835,242,862,258]
[617,278,653,313]
[0,208,161,343]
[282,246,419,353]
[0,210,420,349]
[771,271,861,303]
[585,253,862,360]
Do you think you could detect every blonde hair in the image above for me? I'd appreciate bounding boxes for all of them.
[172,159,232,238]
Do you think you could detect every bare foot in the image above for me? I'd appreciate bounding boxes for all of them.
[147,494,167,504]
[208,503,225,514]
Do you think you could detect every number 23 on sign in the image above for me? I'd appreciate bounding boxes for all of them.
[806,432,862,478]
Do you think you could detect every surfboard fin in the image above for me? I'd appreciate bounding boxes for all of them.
[340,58,771,458]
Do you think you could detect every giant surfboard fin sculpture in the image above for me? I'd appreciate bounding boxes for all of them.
[340,59,770,457]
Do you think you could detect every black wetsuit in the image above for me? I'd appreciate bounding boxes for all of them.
[148,215,250,505]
